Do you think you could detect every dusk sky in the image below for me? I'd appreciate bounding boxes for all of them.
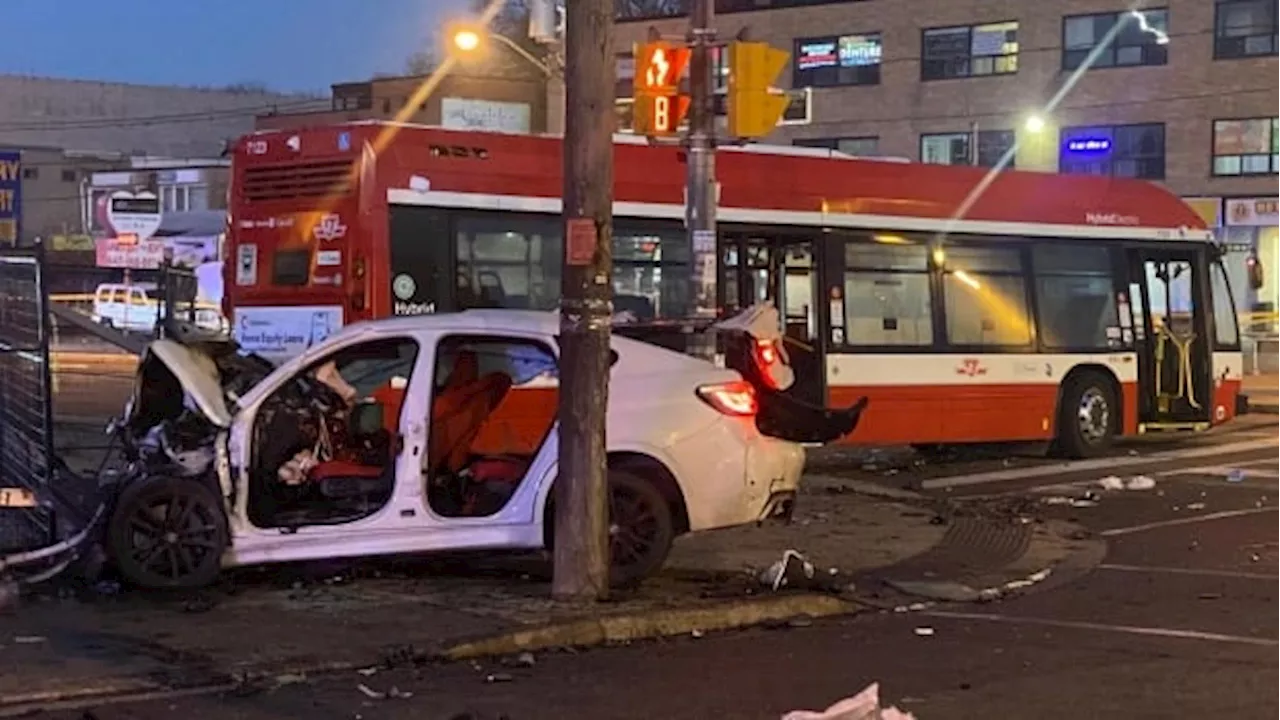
[0,0,466,93]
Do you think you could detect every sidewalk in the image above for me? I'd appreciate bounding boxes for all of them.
[1242,373,1279,413]
[0,481,1096,711]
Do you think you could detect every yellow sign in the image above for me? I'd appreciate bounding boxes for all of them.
[50,234,95,251]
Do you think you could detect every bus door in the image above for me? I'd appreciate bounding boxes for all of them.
[718,234,825,406]
[1125,248,1214,430]
[775,240,824,406]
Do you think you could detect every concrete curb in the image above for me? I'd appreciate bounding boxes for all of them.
[436,593,860,661]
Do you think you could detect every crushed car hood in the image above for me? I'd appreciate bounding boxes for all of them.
[145,340,234,427]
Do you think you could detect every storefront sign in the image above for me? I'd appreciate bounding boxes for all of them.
[106,191,162,239]
[1226,197,1279,227]
[0,151,20,244]
[233,305,343,363]
[1182,197,1222,228]
[50,234,95,251]
[95,237,166,269]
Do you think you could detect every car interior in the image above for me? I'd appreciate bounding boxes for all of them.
[425,336,559,518]
[247,337,418,529]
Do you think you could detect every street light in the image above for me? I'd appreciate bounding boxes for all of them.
[1024,114,1046,134]
[448,24,556,77]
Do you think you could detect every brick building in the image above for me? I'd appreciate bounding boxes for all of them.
[613,0,1279,310]
[256,66,552,134]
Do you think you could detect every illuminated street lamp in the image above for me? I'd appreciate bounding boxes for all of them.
[1024,114,1046,134]
[447,23,555,77]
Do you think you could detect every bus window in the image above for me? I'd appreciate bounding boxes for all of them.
[613,224,691,319]
[940,245,1032,347]
[456,215,561,310]
[1032,244,1119,350]
[843,242,933,346]
[1210,260,1240,349]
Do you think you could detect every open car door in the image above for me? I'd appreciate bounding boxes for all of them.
[714,303,868,445]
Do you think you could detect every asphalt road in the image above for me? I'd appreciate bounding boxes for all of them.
[29,422,1277,719]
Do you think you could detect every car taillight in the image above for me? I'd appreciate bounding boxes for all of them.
[697,380,758,417]
[753,339,784,391]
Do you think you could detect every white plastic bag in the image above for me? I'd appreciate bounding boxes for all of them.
[782,683,917,720]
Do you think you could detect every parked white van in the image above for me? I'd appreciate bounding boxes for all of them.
[92,283,228,334]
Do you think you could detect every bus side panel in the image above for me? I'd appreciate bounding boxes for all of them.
[826,353,1139,446]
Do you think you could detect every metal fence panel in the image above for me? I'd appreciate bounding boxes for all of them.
[0,245,55,553]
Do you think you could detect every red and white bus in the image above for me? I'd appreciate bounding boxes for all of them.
[225,121,1244,456]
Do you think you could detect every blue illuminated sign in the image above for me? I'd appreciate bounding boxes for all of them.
[1066,138,1111,153]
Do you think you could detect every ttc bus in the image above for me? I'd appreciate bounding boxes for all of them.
[225,121,1244,456]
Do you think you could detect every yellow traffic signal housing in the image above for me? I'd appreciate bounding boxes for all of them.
[633,41,692,137]
[727,41,791,139]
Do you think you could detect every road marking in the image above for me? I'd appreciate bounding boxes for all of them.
[1099,506,1279,537]
[1156,464,1279,480]
[1096,563,1279,581]
[920,437,1279,490]
[924,610,1279,647]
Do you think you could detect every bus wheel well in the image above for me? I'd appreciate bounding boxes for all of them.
[1056,364,1123,436]
[541,452,691,549]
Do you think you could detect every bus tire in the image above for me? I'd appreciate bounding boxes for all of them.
[1055,372,1116,459]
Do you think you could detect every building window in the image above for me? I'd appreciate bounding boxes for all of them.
[60,169,77,183]
[1063,9,1169,70]
[159,184,211,213]
[1215,0,1278,58]
[794,137,880,157]
[1060,123,1165,179]
[843,242,934,347]
[1213,118,1279,175]
[793,33,882,87]
[921,21,1018,80]
[920,130,1015,168]
[21,167,38,180]
[942,245,1032,347]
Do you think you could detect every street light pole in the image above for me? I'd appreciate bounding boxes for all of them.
[553,0,614,602]
[686,0,718,358]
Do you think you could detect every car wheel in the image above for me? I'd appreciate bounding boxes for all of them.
[608,470,675,587]
[107,477,228,590]
[1056,372,1116,459]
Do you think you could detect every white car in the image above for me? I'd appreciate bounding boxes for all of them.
[105,307,866,589]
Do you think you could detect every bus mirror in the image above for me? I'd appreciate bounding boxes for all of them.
[1247,255,1265,290]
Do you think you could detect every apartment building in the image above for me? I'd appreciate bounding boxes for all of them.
[614,0,1278,310]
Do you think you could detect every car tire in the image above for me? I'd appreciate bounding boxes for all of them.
[542,468,675,586]
[107,477,228,590]
[1055,372,1116,459]
[607,469,675,588]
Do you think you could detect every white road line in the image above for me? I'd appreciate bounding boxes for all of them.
[1096,563,1279,581]
[924,610,1279,647]
[1099,506,1279,537]
[920,437,1279,490]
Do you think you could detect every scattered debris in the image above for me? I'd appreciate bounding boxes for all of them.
[13,635,45,644]
[783,681,917,720]
[760,549,816,592]
[1070,498,1098,508]
[913,627,935,637]
[274,673,307,686]
[1186,502,1206,511]
[356,683,385,700]
[1227,469,1245,483]
[690,629,705,639]
[484,673,514,684]
[356,667,379,677]
[789,614,814,628]
[514,651,536,667]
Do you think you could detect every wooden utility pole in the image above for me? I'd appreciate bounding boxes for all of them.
[553,0,615,601]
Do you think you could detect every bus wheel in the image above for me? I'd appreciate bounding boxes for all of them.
[1056,373,1116,459]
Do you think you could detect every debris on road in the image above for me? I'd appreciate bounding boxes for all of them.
[782,681,918,720]
[913,626,935,637]
[1098,475,1156,491]
[1227,469,1245,483]
[1186,502,1207,511]
[760,549,817,592]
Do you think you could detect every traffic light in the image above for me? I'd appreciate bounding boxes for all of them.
[726,41,790,139]
[633,41,691,137]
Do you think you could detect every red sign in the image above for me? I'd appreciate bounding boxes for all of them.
[566,218,597,266]
[955,358,988,377]
[96,237,166,269]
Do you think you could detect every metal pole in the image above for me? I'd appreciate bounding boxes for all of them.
[552,0,614,602]
[686,0,718,359]
[969,120,979,166]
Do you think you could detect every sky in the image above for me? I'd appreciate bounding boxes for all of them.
[0,0,467,93]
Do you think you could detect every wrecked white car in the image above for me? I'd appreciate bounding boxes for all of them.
[104,306,866,589]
